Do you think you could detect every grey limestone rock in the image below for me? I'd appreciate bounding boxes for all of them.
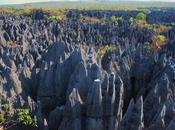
[1,10,175,130]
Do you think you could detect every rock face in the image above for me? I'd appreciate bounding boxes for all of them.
[58,88,82,130]
[1,9,175,130]
[120,97,144,130]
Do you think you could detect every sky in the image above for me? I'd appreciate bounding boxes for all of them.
[0,0,175,5]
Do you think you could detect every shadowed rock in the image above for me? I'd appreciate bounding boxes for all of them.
[58,88,82,130]
[120,96,144,130]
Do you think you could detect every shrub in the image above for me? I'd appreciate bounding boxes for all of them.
[0,113,4,123]
[136,12,146,21]
[151,34,167,49]
[1,103,10,111]
[110,16,122,23]
[0,101,38,129]
[15,108,37,127]
[43,9,66,20]
[143,23,153,29]
[135,20,153,30]
[157,35,167,42]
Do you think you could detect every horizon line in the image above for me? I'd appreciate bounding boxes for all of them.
[0,0,175,6]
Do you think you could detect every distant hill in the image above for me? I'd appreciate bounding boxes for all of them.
[24,1,175,8]
[1,1,175,9]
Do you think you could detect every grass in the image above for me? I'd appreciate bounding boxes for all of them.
[0,3,141,15]
[0,6,66,21]
[1,1,175,14]
[0,2,175,20]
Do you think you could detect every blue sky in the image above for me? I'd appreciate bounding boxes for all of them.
[0,0,174,5]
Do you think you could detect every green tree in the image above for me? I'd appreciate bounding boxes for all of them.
[136,12,146,21]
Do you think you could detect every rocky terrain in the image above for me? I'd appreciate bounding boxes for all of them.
[0,8,175,130]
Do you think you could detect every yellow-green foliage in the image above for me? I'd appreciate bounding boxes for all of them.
[0,6,32,16]
[1,103,10,111]
[0,113,4,123]
[43,8,66,20]
[156,35,167,42]
[97,45,115,58]
[0,102,37,129]
[143,23,152,29]
[44,15,63,20]
[136,12,146,21]
[110,16,122,23]
[151,34,167,50]
[134,12,151,29]
[15,108,37,127]
[0,7,16,14]
[0,4,138,15]
[0,6,66,20]
[130,14,153,30]
[135,20,153,29]
[39,5,137,10]
[0,102,13,129]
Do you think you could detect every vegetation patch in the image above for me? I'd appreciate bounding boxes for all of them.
[43,9,66,20]
[136,12,146,21]
[136,20,153,29]
[0,101,38,130]
[110,15,122,23]
[1,103,10,111]
[151,34,167,49]
[15,108,37,127]
[97,45,115,58]
[80,15,106,24]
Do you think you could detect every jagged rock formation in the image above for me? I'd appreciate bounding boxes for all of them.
[0,9,175,130]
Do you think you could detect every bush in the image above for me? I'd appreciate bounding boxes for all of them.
[136,12,146,21]
[0,101,38,129]
[1,103,10,111]
[143,23,153,29]
[15,108,37,127]
[157,35,167,42]
[110,16,122,23]
[151,34,167,49]
[0,113,4,123]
